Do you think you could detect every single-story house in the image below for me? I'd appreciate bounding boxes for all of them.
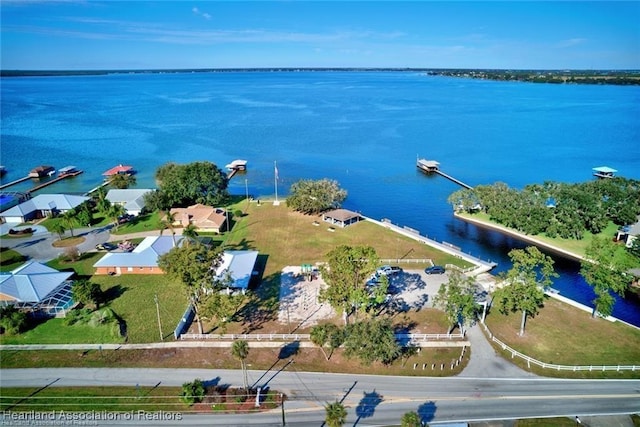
[0,194,89,223]
[170,204,227,233]
[93,235,183,275]
[0,261,74,317]
[214,250,259,294]
[322,209,362,228]
[615,216,640,248]
[106,188,153,216]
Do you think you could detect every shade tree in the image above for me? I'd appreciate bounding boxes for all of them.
[286,178,347,215]
[492,246,558,336]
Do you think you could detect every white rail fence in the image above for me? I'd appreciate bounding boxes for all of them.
[481,323,639,372]
[179,332,465,343]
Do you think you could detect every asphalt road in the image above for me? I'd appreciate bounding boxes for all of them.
[1,368,638,426]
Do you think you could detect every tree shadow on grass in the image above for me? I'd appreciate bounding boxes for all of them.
[278,341,299,359]
[354,390,383,426]
[101,284,128,304]
[237,271,280,334]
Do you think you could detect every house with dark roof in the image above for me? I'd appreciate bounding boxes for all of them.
[0,194,89,223]
[106,188,153,216]
[0,262,75,317]
[93,235,183,275]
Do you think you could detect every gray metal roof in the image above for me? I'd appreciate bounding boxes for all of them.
[93,236,183,268]
[106,189,153,212]
[0,262,73,303]
[215,250,259,289]
[1,194,89,217]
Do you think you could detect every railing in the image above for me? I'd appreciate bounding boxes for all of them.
[380,258,433,264]
[481,323,639,372]
[180,333,310,341]
[180,332,465,342]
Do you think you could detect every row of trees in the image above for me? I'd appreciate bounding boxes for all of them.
[448,178,640,239]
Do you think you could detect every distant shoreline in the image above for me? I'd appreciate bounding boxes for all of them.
[2,68,639,85]
[453,212,586,263]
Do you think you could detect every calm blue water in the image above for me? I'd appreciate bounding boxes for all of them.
[2,71,640,325]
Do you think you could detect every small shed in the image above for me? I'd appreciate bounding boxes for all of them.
[322,209,362,228]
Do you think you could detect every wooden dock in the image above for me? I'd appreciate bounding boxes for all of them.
[417,158,473,189]
[25,170,83,194]
[0,175,31,190]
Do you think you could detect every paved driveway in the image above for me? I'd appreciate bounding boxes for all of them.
[1,224,112,263]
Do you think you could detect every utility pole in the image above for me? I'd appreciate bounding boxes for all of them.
[154,294,163,341]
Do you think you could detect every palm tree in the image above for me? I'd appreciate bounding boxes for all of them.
[107,204,127,231]
[61,210,78,237]
[109,173,136,189]
[50,221,67,240]
[231,339,250,391]
[324,401,347,427]
[401,411,422,427]
[93,186,111,214]
[159,211,177,246]
[182,223,199,241]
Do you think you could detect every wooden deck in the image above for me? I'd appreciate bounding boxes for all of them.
[26,170,83,194]
[0,175,31,190]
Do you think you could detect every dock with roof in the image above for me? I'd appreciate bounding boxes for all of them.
[417,158,472,189]
[593,166,617,179]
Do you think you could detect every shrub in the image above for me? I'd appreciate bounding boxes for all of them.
[180,379,205,406]
[0,305,28,335]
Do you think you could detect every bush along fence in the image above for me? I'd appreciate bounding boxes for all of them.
[481,323,639,372]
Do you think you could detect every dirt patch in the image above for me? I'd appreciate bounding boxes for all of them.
[52,236,86,247]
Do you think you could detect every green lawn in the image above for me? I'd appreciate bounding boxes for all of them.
[111,211,161,235]
[225,202,473,277]
[0,317,123,345]
[485,297,640,378]
[0,386,187,412]
[47,252,105,277]
[458,212,636,264]
[91,274,188,343]
[0,247,27,272]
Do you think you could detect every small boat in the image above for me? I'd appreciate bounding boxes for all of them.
[0,166,6,176]
[58,166,78,176]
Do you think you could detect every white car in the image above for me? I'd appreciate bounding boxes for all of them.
[376,265,403,276]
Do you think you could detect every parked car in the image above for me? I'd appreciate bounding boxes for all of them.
[95,242,116,251]
[377,265,403,276]
[425,265,446,275]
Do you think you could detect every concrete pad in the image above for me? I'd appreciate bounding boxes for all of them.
[278,266,336,329]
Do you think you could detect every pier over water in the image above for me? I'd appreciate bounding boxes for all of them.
[417,158,473,189]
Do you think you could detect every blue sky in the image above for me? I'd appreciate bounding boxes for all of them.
[1,1,638,70]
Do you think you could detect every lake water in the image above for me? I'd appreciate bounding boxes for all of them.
[2,71,639,325]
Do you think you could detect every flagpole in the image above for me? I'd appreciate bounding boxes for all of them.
[274,160,279,205]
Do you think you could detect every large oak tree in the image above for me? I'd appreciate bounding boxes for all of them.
[492,246,558,336]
